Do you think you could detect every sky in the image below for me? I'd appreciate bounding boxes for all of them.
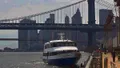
[0,0,114,49]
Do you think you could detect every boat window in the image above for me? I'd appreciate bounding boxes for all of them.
[43,53,48,56]
[45,44,51,49]
[44,44,48,49]
[64,42,76,46]
[46,42,77,48]
[58,43,61,46]
[51,43,56,47]
[72,43,76,46]
[68,43,72,46]
[65,42,68,46]
[57,43,63,47]
[55,43,59,47]
[46,50,78,56]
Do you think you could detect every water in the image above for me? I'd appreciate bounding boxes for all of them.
[0,52,90,68]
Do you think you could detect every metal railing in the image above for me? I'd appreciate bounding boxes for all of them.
[85,55,93,68]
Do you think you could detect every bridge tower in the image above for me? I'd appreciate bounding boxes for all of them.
[87,0,96,46]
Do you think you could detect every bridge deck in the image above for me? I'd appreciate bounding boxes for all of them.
[0,23,115,31]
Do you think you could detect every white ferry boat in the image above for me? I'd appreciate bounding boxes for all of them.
[43,34,81,66]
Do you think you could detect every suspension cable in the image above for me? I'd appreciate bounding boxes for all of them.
[0,0,86,22]
[95,0,114,10]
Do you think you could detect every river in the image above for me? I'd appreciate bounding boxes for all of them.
[0,52,90,68]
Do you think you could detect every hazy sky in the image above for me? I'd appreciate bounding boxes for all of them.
[0,0,114,49]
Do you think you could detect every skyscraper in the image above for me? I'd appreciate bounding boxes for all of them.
[18,19,39,51]
[71,8,86,49]
[64,15,71,39]
[97,9,113,41]
[39,14,55,48]
[99,9,113,25]
[65,15,70,24]
[71,8,82,41]
[96,9,114,48]
[72,8,82,24]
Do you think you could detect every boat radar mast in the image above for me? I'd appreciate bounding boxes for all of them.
[58,33,65,40]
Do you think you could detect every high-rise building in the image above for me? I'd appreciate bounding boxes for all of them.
[72,8,82,24]
[50,14,55,24]
[18,19,39,51]
[71,8,87,49]
[71,8,82,41]
[96,9,113,44]
[96,9,114,48]
[99,9,113,25]
[65,15,70,24]
[64,15,71,39]
[39,14,55,48]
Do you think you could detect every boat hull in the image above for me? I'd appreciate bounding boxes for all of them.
[43,52,80,66]
[48,57,78,66]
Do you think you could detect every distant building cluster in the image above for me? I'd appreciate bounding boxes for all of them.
[18,8,114,51]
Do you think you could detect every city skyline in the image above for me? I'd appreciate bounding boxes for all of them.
[0,0,114,49]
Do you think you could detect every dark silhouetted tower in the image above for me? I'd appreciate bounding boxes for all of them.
[65,15,70,24]
[50,14,55,24]
[64,15,71,39]
[87,0,96,46]
[71,8,83,49]
[72,8,82,24]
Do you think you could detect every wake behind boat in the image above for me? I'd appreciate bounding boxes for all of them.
[43,33,81,66]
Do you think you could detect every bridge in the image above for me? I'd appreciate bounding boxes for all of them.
[0,0,116,46]
[0,23,115,31]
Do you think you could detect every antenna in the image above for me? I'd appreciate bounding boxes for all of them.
[58,33,65,40]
